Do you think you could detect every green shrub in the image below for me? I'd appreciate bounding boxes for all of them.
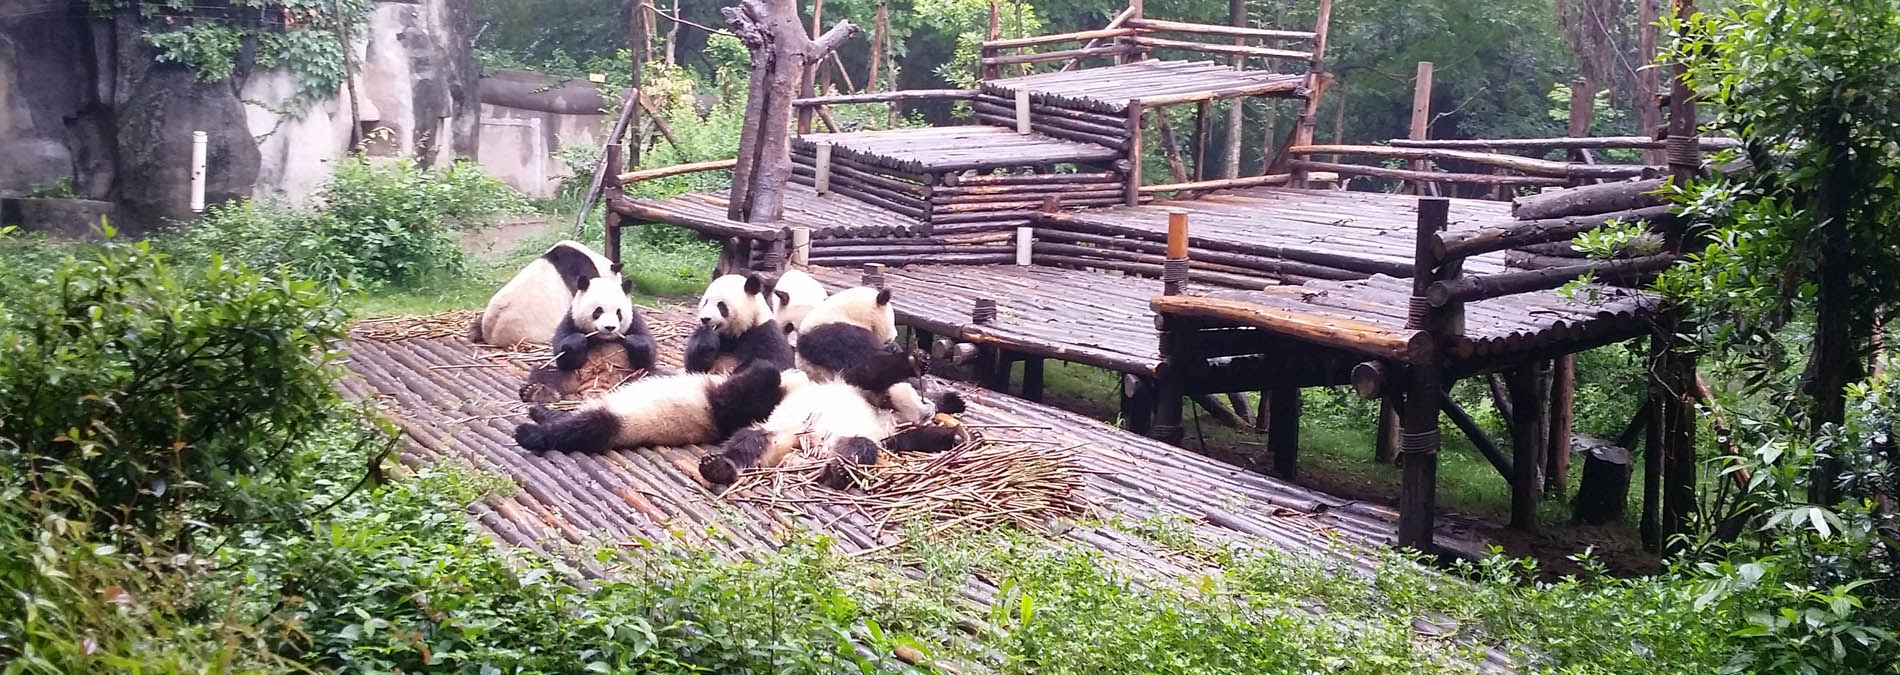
[0,237,347,535]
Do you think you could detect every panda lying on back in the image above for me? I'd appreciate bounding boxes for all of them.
[469,241,658,401]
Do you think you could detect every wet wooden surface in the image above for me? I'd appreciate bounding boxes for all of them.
[984,60,1305,113]
[794,126,1126,174]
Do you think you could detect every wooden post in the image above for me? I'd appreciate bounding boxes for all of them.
[627,1,647,171]
[1154,111,1190,184]
[1015,226,1033,265]
[1327,80,1347,163]
[1268,386,1301,478]
[1397,197,1450,552]
[1193,100,1212,182]
[1507,360,1553,533]
[1223,0,1246,179]
[1407,61,1434,195]
[1015,89,1032,134]
[812,143,833,194]
[1164,210,1189,295]
[1122,374,1155,435]
[1636,0,1664,165]
[1566,77,1595,164]
[870,0,887,94]
[1125,101,1144,206]
[790,226,811,266]
[603,144,625,263]
[1656,0,1701,548]
[1152,317,1184,444]
[1287,0,1333,188]
[972,297,998,324]
[861,262,887,288]
[1376,395,1401,463]
[1022,357,1045,402]
[1547,355,1576,494]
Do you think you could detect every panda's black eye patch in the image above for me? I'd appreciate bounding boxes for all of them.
[593,308,604,319]
[717,301,729,317]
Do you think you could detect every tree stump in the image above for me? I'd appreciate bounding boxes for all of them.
[1571,438,1632,525]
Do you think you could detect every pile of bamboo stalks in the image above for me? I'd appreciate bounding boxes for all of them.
[723,429,1096,546]
[351,310,482,341]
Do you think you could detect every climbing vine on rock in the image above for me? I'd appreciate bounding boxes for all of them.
[97,0,370,113]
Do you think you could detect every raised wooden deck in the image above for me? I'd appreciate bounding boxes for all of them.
[806,263,1179,376]
[983,60,1307,113]
[794,126,1125,174]
[615,182,928,240]
[1153,275,1658,366]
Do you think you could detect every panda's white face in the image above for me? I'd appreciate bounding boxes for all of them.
[570,272,636,336]
[696,274,775,336]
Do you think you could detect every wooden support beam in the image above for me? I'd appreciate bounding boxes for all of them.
[1125,102,1144,206]
[1022,357,1045,401]
[1193,100,1212,182]
[1441,392,1511,481]
[1268,386,1301,478]
[1548,355,1576,495]
[1122,374,1155,435]
[1376,395,1401,463]
[1397,197,1450,552]
[1507,361,1554,533]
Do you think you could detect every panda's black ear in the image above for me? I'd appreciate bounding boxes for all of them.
[743,274,764,296]
[774,289,790,308]
[576,275,591,291]
[609,263,623,275]
[875,288,892,306]
[621,277,634,293]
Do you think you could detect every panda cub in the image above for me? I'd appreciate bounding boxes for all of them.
[682,273,796,374]
[512,363,786,454]
[698,350,965,489]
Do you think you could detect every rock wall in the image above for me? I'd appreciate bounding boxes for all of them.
[0,0,479,235]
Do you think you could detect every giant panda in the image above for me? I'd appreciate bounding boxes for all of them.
[767,269,828,344]
[512,362,787,454]
[793,286,899,381]
[698,350,966,489]
[682,273,795,374]
[471,240,641,348]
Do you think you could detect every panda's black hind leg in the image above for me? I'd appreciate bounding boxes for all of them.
[707,364,785,436]
[513,408,618,453]
[700,427,769,486]
[817,437,881,490]
[838,351,924,392]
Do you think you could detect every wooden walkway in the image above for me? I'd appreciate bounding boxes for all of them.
[983,60,1306,113]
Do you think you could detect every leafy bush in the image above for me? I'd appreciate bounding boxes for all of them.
[170,157,529,290]
[0,237,347,535]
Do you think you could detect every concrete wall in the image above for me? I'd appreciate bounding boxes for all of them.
[474,70,613,199]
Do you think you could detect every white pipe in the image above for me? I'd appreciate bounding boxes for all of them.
[1016,226,1033,265]
[190,131,207,213]
[791,227,812,266]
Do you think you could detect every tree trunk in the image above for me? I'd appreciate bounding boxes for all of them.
[722,0,858,223]
[1806,123,1861,505]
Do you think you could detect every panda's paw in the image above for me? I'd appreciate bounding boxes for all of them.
[526,405,557,424]
[519,382,560,405]
[621,334,659,371]
[698,455,739,486]
[514,423,551,453]
[932,391,967,415]
[887,426,962,453]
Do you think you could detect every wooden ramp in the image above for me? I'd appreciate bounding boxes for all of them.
[337,308,1498,572]
[983,60,1307,113]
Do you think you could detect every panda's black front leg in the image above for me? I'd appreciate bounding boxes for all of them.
[616,327,659,372]
[551,318,591,371]
[682,323,721,373]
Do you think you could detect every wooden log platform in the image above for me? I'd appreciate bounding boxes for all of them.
[1152,274,1658,365]
[982,60,1307,114]
[334,308,1511,669]
[793,126,1125,174]
[1038,187,1516,280]
[804,263,1183,376]
[618,182,929,239]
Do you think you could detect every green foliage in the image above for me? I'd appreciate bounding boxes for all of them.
[169,157,529,290]
[145,23,244,82]
[0,237,348,537]
[1661,0,1900,384]
[21,178,76,200]
[131,0,370,112]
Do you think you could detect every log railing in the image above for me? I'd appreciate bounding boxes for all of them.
[978,17,1321,79]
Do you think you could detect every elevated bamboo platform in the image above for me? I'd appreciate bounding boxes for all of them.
[613,182,926,241]
[794,126,1125,174]
[335,309,1514,669]
[983,59,1307,113]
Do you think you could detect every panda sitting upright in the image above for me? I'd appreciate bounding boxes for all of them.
[468,240,658,402]
[682,273,795,374]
